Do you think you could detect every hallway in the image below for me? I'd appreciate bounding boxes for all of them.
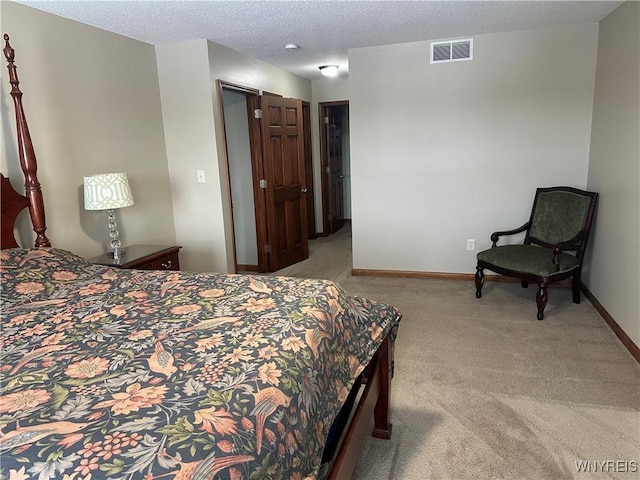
[270,223,352,283]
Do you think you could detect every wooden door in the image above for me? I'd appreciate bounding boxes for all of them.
[321,103,347,235]
[260,95,309,270]
[328,110,345,233]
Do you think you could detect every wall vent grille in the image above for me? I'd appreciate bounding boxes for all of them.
[430,38,473,64]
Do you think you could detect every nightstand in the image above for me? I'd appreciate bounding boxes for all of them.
[89,245,181,271]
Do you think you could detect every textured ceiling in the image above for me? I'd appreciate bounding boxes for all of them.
[16,0,622,80]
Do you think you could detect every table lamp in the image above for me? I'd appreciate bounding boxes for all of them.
[84,172,134,260]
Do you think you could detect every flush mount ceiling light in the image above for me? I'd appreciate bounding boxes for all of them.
[319,65,339,77]
[284,43,300,50]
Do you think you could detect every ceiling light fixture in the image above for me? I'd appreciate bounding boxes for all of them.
[319,65,339,77]
[284,43,300,50]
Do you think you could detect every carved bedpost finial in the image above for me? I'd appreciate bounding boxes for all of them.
[3,34,15,62]
[3,34,20,95]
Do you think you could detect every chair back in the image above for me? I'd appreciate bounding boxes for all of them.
[526,187,598,260]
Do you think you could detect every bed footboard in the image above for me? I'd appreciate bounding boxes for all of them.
[327,334,393,479]
[372,333,392,440]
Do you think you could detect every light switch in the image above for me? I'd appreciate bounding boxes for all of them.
[196,170,206,183]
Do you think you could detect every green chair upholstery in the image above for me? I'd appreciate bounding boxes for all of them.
[475,186,598,320]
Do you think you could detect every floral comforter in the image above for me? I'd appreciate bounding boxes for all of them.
[0,248,400,480]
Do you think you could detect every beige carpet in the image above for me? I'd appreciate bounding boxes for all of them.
[274,226,640,480]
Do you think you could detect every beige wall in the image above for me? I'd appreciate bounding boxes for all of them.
[156,40,311,272]
[586,1,640,347]
[155,41,220,272]
[1,2,175,257]
[349,25,599,273]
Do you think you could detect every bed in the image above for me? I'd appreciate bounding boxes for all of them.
[0,35,401,480]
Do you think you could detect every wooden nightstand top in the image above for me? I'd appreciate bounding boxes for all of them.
[88,245,181,270]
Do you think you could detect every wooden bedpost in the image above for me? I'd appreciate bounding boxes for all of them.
[3,34,50,248]
[372,335,393,439]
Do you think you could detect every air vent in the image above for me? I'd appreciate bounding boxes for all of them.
[430,38,473,64]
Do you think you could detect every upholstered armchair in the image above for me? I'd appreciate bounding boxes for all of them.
[475,186,598,320]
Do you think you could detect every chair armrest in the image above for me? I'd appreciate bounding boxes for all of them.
[490,222,531,247]
[550,230,588,269]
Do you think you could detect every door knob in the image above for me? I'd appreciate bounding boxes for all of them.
[301,188,308,193]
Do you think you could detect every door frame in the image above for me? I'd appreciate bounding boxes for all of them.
[302,101,316,240]
[218,81,315,273]
[319,100,349,236]
[217,80,267,272]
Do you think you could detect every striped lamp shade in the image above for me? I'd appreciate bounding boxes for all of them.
[84,173,135,210]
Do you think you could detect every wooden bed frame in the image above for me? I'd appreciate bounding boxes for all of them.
[1,34,393,479]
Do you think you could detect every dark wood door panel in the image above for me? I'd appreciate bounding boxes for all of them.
[285,135,300,182]
[261,95,308,271]
[285,107,297,126]
[274,185,303,203]
[267,105,282,126]
[270,137,285,186]
[273,202,303,245]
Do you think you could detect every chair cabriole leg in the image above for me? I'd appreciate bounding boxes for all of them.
[572,275,581,304]
[536,280,548,320]
[475,266,484,298]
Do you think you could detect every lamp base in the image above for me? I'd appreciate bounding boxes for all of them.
[109,247,127,260]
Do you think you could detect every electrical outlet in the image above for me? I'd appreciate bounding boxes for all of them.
[196,170,206,183]
[467,239,475,251]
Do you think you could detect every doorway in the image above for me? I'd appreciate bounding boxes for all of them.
[220,83,261,272]
[319,101,350,235]
[219,81,314,273]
